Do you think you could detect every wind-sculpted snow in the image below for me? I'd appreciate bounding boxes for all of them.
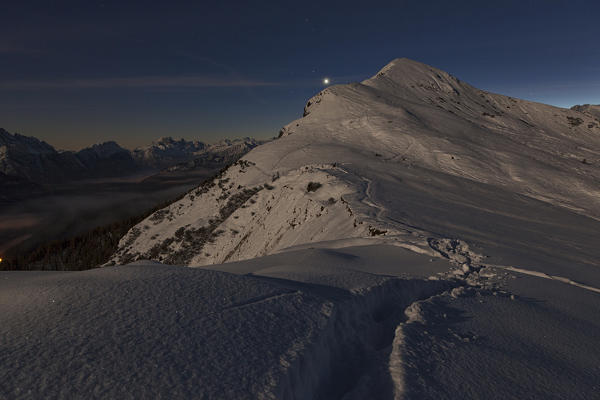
[3,244,599,399]
[392,271,600,399]
[0,263,330,399]
[1,248,456,399]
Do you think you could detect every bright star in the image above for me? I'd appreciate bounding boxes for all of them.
[323,78,330,85]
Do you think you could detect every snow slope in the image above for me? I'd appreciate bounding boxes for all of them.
[113,58,600,289]
[0,249,452,399]
[2,245,599,399]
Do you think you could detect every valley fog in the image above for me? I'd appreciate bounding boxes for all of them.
[0,169,214,256]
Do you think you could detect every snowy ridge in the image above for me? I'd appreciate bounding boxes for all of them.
[282,58,600,220]
[114,58,600,269]
[111,162,383,266]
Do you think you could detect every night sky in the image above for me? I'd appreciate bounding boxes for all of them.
[1,0,599,149]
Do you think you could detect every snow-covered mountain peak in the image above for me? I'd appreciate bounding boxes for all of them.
[131,137,207,168]
[0,128,57,155]
[362,58,465,97]
[153,136,202,149]
[370,57,458,82]
[283,58,468,138]
[113,59,600,271]
[84,141,128,157]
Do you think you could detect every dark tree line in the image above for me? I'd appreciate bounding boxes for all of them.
[1,162,245,271]
[1,194,187,271]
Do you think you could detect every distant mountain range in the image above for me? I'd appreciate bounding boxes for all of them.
[0,129,265,185]
[131,136,208,169]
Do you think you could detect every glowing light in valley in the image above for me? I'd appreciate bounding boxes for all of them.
[323,78,330,85]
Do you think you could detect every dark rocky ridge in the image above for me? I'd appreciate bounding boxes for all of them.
[571,104,600,120]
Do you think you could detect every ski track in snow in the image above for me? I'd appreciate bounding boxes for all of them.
[221,290,301,312]
[491,264,600,295]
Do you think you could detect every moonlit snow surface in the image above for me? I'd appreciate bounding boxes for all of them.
[2,248,599,399]
[2,59,600,399]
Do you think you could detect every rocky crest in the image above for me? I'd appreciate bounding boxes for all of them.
[571,104,600,120]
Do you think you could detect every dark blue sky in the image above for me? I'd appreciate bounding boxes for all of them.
[1,0,599,149]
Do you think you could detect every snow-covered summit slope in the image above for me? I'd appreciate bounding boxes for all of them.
[113,59,600,285]
[280,58,600,217]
